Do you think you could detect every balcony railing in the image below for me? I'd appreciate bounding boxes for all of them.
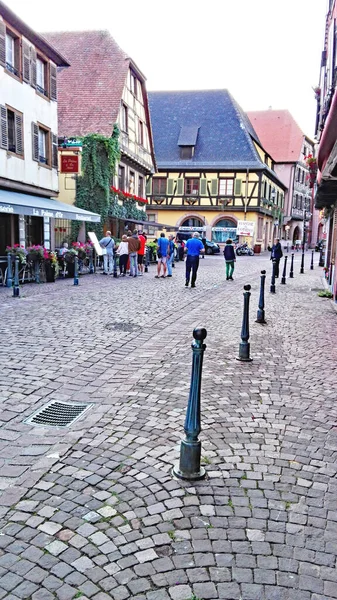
[6,62,19,78]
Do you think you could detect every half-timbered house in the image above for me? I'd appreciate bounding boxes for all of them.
[147,90,286,251]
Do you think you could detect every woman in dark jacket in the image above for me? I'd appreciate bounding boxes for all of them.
[223,239,236,280]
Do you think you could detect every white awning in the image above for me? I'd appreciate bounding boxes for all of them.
[0,190,101,222]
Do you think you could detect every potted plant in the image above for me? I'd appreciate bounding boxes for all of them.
[6,244,28,264]
[72,242,87,260]
[63,247,78,277]
[43,249,59,282]
[26,245,44,262]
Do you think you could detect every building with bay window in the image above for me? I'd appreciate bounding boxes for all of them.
[0,2,100,256]
[147,90,286,250]
[44,30,156,239]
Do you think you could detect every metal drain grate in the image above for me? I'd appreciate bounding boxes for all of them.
[25,401,93,428]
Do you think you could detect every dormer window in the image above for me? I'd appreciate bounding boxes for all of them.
[178,125,199,160]
[180,146,194,159]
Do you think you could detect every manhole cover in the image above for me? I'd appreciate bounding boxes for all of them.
[25,401,93,428]
[106,321,140,333]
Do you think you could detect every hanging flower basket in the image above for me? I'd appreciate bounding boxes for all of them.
[27,245,44,262]
[6,245,28,264]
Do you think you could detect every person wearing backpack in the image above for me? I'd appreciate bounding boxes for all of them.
[99,230,115,275]
[223,238,236,281]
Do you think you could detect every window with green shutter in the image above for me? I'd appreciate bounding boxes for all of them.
[211,179,218,195]
[146,178,152,195]
[234,179,242,196]
[177,178,184,195]
[167,179,174,195]
[200,178,207,195]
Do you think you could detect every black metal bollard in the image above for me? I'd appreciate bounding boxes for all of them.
[13,256,20,297]
[89,249,94,274]
[6,252,13,288]
[319,247,324,267]
[237,285,253,362]
[281,256,288,284]
[173,328,207,480]
[290,253,294,278]
[300,251,305,274]
[113,249,118,278]
[34,260,40,284]
[74,256,79,285]
[270,259,276,293]
[310,250,314,270]
[256,270,266,324]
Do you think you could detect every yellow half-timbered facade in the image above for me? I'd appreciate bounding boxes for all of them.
[147,90,286,250]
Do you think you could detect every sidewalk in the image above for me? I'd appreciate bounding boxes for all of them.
[0,254,336,600]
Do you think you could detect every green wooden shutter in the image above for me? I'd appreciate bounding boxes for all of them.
[211,179,218,195]
[32,122,39,161]
[50,64,57,101]
[167,179,174,195]
[30,47,37,89]
[52,133,58,169]
[22,41,31,83]
[200,178,207,195]
[177,178,184,195]
[15,113,24,155]
[0,21,5,68]
[234,178,242,195]
[0,105,8,150]
[146,178,152,195]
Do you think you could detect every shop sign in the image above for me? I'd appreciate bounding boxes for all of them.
[212,226,237,233]
[237,220,255,236]
[61,155,79,173]
[179,226,206,231]
[0,204,14,213]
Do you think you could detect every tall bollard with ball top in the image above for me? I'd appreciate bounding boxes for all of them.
[6,252,13,288]
[270,259,276,294]
[290,253,294,278]
[89,248,94,274]
[13,256,20,297]
[144,246,149,273]
[173,328,207,481]
[237,285,253,362]
[113,248,118,278]
[74,256,79,286]
[281,256,288,284]
[256,270,266,324]
[310,250,314,270]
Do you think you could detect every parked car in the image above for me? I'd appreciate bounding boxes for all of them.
[175,232,220,255]
[202,239,221,255]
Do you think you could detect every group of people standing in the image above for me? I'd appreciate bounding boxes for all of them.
[99,229,147,277]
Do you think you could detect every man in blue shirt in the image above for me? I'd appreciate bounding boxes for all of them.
[155,232,170,278]
[184,232,205,287]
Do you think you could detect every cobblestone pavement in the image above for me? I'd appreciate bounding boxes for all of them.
[0,252,336,600]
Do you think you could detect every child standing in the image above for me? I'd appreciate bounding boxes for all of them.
[223,239,236,280]
[116,235,129,276]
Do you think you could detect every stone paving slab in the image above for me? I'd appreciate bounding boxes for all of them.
[0,253,336,599]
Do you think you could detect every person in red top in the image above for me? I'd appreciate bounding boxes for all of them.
[138,231,147,275]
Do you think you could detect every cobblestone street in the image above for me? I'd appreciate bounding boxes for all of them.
[0,253,336,600]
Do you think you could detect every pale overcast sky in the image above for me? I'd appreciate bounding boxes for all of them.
[8,0,327,138]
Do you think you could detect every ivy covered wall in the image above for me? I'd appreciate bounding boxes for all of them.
[72,125,120,240]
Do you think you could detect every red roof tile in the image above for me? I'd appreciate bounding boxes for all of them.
[43,30,130,137]
[247,109,305,163]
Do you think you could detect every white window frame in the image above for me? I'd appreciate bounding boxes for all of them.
[36,58,45,92]
[5,33,14,66]
[219,179,234,196]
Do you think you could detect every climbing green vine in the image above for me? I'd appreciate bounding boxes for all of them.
[72,125,120,240]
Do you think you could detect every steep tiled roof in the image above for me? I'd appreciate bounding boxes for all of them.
[148,90,264,169]
[43,30,129,137]
[247,109,306,163]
